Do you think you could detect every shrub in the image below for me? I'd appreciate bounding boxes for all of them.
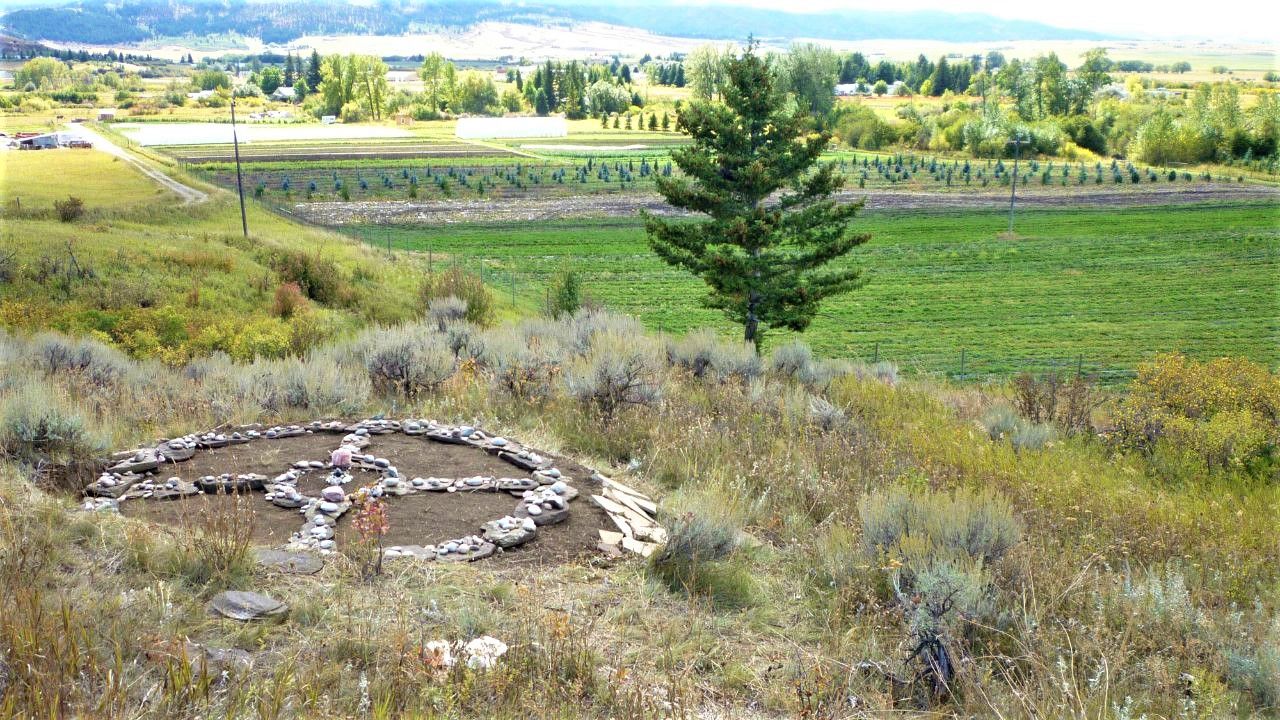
[807,396,847,431]
[28,332,130,388]
[860,485,1020,697]
[1110,354,1279,472]
[482,330,561,403]
[980,404,1020,441]
[272,282,306,318]
[648,497,754,609]
[1013,372,1098,434]
[53,196,85,223]
[769,340,815,382]
[666,328,762,383]
[418,267,494,326]
[169,493,256,590]
[427,296,468,332]
[0,384,106,479]
[268,249,344,305]
[1225,616,1280,709]
[545,270,584,318]
[1008,421,1054,451]
[363,325,455,397]
[564,332,661,419]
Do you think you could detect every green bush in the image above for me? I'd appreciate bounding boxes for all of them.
[267,249,345,305]
[545,269,584,319]
[53,196,85,223]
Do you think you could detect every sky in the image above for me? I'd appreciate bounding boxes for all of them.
[693,0,1279,42]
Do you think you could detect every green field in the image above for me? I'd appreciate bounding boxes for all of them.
[344,202,1280,379]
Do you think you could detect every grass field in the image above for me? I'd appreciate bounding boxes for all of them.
[344,202,1280,379]
[1,148,173,209]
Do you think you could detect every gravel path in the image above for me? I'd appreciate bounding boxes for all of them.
[63,125,210,205]
[293,183,1280,226]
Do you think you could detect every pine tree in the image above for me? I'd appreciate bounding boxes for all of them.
[306,50,322,89]
[643,44,870,348]
[283,53,295,87]
[648,113,658,130]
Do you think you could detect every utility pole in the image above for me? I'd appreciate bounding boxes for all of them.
[1007,133,1027,234]
[230,98,248,238]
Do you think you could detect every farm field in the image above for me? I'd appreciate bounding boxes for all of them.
[340,202,1280,380]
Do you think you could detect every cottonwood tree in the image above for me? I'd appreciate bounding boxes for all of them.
[644,43,870,349]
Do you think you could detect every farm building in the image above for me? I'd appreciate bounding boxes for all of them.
[456,116,567,139]
[17,133,63,149]
[270,86,296,102]
[97,109,117,121]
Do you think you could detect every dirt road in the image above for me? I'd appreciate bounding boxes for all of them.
[294,183,1280,226]
[63,125,210,205]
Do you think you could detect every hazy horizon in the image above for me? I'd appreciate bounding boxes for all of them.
[0,0,1276,44]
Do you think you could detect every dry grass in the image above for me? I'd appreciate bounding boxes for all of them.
[0,319,1276,718]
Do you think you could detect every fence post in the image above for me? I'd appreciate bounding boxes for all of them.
[1076,354,1083,378]
[959,348,966,378]
[872,342,879,364]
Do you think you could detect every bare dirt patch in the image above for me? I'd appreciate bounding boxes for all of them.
[117,429,615,566]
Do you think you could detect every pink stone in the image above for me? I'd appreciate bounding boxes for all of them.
[330,446,353,469]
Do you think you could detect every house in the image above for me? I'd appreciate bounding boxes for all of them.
[97,109,117,122]
[187,89,216,102]
[835,83,865,96]
[270,86,296,102]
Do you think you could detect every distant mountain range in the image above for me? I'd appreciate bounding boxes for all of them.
[0,0,1112,47]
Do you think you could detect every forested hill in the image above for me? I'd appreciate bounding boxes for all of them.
[0,0,1108,46]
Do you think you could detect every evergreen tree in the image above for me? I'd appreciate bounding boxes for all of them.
[643,43,870,348]
[283,53,295,87]
[306,50,323,89]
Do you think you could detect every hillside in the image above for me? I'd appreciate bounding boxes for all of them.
[0,144,427,364]
[0,0,1108,46]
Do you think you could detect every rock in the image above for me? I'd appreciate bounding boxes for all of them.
[321,486,346,503]
[272,494,306,509]
[86,474,138,499]
[488,437,508,448]
[482,517,537,548]
[426,429,470,446]
[184,642,254,675]
[254,549,323,575]
[208,591,288,621]
[463,636,508,670]
[317,501,341,515]
[498,450,546,472]
[109,449,161,475]
[495,477,538,492]
[417,477,453,491]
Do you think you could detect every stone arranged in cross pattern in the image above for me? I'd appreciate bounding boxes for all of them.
[84,418,597,563]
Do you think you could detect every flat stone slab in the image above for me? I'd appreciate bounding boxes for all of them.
[254,549,323,575]
[209,591,288,621]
